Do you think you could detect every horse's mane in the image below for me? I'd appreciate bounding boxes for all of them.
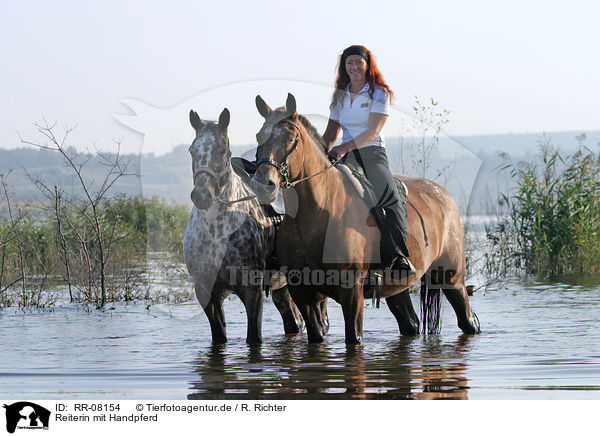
[296,114,331,166]
[297,114,326,150]
[294,113,347,218]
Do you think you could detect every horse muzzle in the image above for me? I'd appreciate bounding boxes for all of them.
[191,186,213,209]
[250,177,279,204]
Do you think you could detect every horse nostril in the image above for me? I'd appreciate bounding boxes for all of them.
[191,187,212,208]
[252,178,276,192]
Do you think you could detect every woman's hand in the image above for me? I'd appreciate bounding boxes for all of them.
[327,143,352,162]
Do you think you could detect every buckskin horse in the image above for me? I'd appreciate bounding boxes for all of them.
[183,108,303,344]
[251,94,480,344]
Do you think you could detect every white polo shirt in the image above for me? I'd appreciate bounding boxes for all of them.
[329,83,390,148]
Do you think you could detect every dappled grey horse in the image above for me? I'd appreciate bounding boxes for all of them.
[183,108,303,344]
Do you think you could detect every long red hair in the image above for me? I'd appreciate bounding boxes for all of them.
[331,45,394,109]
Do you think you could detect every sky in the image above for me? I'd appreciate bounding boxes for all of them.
[1,0,599,155]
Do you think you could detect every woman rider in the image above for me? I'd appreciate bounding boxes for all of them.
[323,44,415,275]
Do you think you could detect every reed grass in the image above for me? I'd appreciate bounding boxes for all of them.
[485,138,600,278]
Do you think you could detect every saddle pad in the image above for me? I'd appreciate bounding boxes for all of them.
[335,161,408,209]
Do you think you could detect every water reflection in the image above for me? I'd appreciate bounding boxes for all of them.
[187,335,474,400]
[2,285,598,399]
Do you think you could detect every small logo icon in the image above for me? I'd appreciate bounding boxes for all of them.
[3,402,50,434]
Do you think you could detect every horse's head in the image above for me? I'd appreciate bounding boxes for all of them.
[251,93,303,203]
[188,108,231,209]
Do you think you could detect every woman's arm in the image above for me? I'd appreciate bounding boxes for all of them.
[328,113,388,160]
[322,119,341,150]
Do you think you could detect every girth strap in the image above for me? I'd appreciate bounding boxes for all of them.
[407,197,429,247]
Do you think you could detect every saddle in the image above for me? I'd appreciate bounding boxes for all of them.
[335,159,408,235]
[336,158,428,247]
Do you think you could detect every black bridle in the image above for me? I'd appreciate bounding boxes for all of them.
[255,119,339,189]
[255,119,302,189]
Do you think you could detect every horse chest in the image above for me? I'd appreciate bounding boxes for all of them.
[277,218,326,267]
[184,205,273,283]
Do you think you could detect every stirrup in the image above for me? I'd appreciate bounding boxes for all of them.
[371,271,383,308]
[391,256,416,277]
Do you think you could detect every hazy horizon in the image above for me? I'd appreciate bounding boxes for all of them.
[2,1,599,155]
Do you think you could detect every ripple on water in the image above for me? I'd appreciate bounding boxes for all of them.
[0,283,599,399]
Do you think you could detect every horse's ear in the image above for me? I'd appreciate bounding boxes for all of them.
[285,93,297,117]
[218,108,230,133]
[189,110,203,132]
[255,95,272,118]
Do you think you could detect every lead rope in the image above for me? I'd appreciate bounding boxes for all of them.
[216,193,257,206]
[215,161,258,206]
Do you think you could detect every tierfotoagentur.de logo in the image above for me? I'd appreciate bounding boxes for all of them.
[3,402,50,434]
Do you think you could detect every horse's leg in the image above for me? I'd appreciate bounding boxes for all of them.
[319,298,329,335]
[203,292,227,344]
[238,286,264,344]
[442,284,480,334]
[271,285,303,334]
[340,287,364,344]
[298,303,325,343]
[289,288,324,343]
[386,290,420,336]
[308,296,328,337]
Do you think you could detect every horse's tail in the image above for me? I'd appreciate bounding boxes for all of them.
[420,277,442,334]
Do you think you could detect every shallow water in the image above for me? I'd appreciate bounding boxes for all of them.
[1,279,599,400]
